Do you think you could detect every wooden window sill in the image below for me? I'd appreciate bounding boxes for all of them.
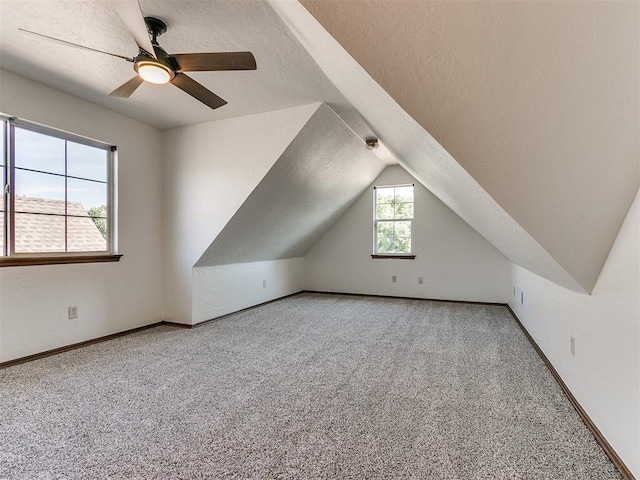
[371,254,416,260]
[0,254,123,267]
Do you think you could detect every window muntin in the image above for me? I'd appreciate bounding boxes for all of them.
[374,184,414,255]
[1,116,116,260]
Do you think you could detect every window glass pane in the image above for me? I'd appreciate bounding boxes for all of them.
[15,170,65,215]
[395,221,411,238]
[15,128,65,175]
[14,213,65,253]
[377,237,392,253]
[376,188,394,204]
[67,216,107,252]
[376,203,394,220]
[88,205,108,241]
[394,237,411,253]
[67,142,107,182]
[395,186,413,203]
[377,221,395,253]
[67,178,107,216]
[395,202,413,219]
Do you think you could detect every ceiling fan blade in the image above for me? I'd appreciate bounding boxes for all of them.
[19,29,134,62]
[108,76,144,98]
[173,52,257,72]
[113,0,156,58]
[170,73,227,110]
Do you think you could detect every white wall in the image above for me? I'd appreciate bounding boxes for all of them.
[509,190,640,477]
[0,70,164,362]
[192,258,304,323]
[305,165,509,303]
[162,103,319,324]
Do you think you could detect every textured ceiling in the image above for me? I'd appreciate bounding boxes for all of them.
[297,0,639,292]
[0,0,374,137]
[196,103,385,267]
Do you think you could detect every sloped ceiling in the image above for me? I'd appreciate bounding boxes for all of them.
[196,103,386,267]
[294,0,639,292]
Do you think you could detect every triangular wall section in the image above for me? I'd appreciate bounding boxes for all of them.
[196,103,386,267]
[162,103,321,324]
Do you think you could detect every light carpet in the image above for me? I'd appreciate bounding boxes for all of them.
[0,293,621,479]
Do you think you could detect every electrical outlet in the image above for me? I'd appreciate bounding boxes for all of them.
[68,306,78,319]
[391,275,397,283]
[570,337,575,356]
[418,276,424,285]
[262,279,267,288]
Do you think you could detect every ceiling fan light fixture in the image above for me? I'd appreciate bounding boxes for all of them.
[27,8,256,109]
[137,62,172,84]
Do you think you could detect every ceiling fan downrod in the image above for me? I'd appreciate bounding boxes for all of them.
[144,16,167,45]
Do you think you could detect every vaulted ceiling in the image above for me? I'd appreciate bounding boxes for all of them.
[1,0,636,293]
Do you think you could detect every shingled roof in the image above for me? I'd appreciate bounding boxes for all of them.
[12,196,106,253]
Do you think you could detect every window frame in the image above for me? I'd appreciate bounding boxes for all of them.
[0,114,121,267]
[372,183,416,259]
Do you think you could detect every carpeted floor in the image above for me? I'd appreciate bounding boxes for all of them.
[0,293,621,479]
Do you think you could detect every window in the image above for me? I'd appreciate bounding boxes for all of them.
[0,116,120,266]
[373,184,415,257]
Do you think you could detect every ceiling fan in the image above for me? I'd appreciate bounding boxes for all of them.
[19,0,256,110]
